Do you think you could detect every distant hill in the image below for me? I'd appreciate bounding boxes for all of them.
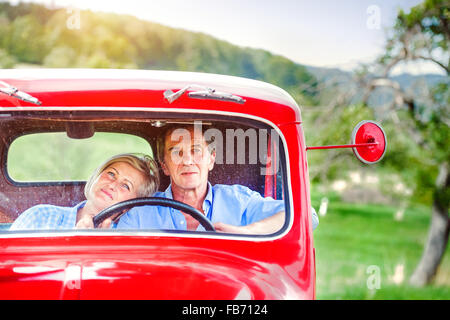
[306,65,446,89]
[305,65,446,106]
[391,73,446,88]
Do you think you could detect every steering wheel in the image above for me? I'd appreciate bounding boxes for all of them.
[92,197,216,231]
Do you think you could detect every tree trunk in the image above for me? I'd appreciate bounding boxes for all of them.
[409,162,450,287]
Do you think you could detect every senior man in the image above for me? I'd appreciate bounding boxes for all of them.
[117,124,318,234]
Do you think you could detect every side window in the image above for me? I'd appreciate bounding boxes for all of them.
[7,132,152,182]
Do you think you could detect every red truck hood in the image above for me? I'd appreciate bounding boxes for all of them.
[0,241,308,300]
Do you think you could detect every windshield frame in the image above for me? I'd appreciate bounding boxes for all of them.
[0,107,293,241]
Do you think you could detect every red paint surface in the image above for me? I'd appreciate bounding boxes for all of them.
[0,70,315,300]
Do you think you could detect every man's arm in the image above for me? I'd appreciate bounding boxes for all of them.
[214,211,285,235]
[214,206,319,234]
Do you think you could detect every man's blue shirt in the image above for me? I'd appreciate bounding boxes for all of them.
[9,185,318,231]
[117,183,285,231]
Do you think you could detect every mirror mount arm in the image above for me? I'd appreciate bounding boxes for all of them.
[306,142,378,151]
[305,120,387,164]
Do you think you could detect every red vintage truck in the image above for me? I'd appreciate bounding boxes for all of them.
[0,69,385,300]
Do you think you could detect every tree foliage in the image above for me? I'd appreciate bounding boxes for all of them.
[0,2,318,104]
[362,0,449,286]
[363,0,449,204]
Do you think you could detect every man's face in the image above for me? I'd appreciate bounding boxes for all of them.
[162,127,215,191]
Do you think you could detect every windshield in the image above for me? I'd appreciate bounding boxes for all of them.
[8,132,152,182]
[0,110,288,237]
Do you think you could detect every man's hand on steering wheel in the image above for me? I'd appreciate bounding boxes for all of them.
[88,197,216,231]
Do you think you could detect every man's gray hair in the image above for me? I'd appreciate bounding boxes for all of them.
[156,124,215,164]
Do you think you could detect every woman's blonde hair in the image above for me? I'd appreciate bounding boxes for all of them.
[84,153,160,199]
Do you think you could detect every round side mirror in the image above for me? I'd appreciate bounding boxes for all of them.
[351,120,387,164]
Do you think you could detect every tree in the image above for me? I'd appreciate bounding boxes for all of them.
[0,48,16,68]
[360,0,449,286]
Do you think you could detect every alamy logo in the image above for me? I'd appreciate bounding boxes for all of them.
[366,5,381,30]
[66,8,81,30]
[167,122,280,175]
[366,265,381,290]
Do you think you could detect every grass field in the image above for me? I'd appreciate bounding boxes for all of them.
[311,190,450,300]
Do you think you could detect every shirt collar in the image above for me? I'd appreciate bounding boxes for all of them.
[204,182,213,206]
[165,182,213,206]
[163,184,174,199]
[74,200,87,211]
[61,200,86,227]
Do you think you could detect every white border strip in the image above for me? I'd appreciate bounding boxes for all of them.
[0,107,295,242]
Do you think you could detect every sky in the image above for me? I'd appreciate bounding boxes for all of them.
[7,0,444,75]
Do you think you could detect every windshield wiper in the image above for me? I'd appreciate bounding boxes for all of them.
[0,81,42,105]
[164,84,245,104]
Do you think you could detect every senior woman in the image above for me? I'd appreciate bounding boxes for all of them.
[10,153,159,230]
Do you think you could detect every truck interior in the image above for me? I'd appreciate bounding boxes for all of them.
[0,110,288,234]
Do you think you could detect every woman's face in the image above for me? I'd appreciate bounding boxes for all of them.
[87,161,146,211]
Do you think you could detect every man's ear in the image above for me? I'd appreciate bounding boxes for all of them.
[208,150,216,171]
[161,161,170,176]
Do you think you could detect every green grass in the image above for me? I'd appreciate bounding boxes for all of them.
[311,190,450,300]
